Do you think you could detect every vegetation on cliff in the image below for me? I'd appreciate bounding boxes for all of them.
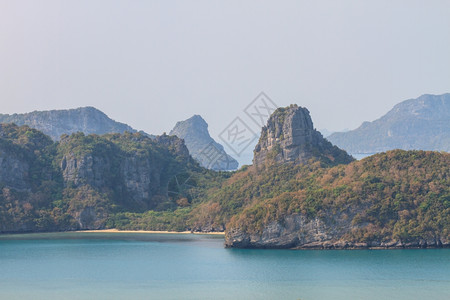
[1,111,449,248]
[224,150,449,246]
[0,124,228,232]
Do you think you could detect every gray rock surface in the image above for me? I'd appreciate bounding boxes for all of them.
[253,105,353,166]
[58,133,191,211]
[170,115,238,170]
[0,152,29,191]
[60,153,112,188]
[0,122,194,232]
[328,93,450,153]
[225,213,450,249]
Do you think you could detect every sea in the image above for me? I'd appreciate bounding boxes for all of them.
[0,232,449,300]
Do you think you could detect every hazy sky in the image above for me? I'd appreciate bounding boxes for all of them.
[1,0,450,139]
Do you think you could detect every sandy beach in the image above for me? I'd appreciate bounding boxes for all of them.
[78,229,225,235]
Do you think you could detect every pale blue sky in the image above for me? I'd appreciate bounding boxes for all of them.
[1,0,449,141]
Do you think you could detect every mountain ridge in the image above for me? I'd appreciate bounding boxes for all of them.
[328,93,450,153]
[0,106,143,141]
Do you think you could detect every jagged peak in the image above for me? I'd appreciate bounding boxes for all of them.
[253,104,353,167]
[173,114,208,131]
[170,114,239,171]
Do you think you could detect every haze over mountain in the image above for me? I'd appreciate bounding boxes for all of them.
[170,115,238,171]
[0,107,240,171]
[0,107,141,141]
[328,94,450,154]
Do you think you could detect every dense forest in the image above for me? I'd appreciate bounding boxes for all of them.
[223,150,449,247]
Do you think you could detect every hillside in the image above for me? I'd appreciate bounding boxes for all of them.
[224,150,449,248]
[170,115,238,171]
[0,123,209,232]
[185,105,449,249]
[0,107,141,140]
[328,94,450,153]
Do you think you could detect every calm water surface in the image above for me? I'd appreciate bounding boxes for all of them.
[0,232,449,300]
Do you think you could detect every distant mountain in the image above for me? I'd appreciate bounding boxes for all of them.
[0,107,146,140]
[327,94,450,153]
[170,115,239,171]
[318,128,334,138]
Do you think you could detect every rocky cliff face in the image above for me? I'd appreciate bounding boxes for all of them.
[121,155,154,208]
[0,125,197,232]
[226,212,361,249]
[0,107,140,140]
[225,213,450,249]
[58,132,193,211]
[253,105,353,167]
[60,153,113,188]
[328,93,450,153]
[0,152,29,191]
[155,133,191,161]
[170,115,238,170]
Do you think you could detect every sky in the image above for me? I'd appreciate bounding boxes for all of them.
[1,0,450,145]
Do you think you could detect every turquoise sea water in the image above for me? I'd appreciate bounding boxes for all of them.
[0,232,449,300]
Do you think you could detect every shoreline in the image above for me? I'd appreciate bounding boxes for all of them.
[77,229,225,235]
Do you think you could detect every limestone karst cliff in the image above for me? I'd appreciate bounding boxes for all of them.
[0,124,198,232]
[170,115,238,171]
[253,105,353,167]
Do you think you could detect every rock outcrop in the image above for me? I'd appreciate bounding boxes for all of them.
[328,93,450,153]
[60,152,113,188]
[0,152,29,191]
[253,105,353,166]
[170,115,238,170]
[155,133,191,160]
[225,213,450,249]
